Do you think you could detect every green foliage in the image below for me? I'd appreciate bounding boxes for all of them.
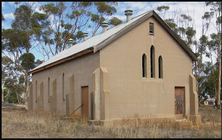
[40,3,58,15]
[199,62,219,98]
[12,5,32,30]
[35,59,44,67]
[19,53,35,71]
[7,91,18,103]
[2,29,29,51]
[157,6,169,12]
[95,2,117,15]
[180,14,192,22]
[109,17,122,26]
[164,19,178,34]
[186,27,196,45]
[19,75,25,85]
[3,76,25,104]
[2,14,5,21]
[91,13,102,23]
[202,12,214,20]
[157,5,169,19]
[37,2,121,55]
[5,78,17,89]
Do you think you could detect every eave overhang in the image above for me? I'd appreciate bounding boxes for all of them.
[28,47,94,75]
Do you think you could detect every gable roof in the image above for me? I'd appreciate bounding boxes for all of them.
[29,10,197,75]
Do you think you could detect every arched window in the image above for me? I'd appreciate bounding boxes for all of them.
[142,54,147,77]
[36,81,37,102]
[150,46,155,78]
[158,56,163,78]
[62,73,65,100]
[48,77,50,103]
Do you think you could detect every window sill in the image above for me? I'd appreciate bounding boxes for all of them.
[141,78,163,82]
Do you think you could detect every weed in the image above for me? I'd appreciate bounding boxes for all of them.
[1,105,221,138]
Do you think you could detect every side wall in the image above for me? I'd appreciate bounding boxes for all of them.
[100,16,193,120]
[31,52,100,117]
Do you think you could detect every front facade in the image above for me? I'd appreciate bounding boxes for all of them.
[28,10,200,124]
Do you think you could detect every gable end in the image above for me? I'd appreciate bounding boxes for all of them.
[94,11,153,52]
[152,11,197,61]
[95,10,197,61]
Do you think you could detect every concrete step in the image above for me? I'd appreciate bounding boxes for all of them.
[174,118,193,128]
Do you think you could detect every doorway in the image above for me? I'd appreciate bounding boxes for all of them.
[175,87,185,115]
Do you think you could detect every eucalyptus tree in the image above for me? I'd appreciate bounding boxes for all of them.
[90,2,118,36]
[200,61,219,99]
[157,5,169,20]
[2,2,47,106]
[157,6,196,48]
[196,35,209,100]
[108,17,122,27]
[3,76,25,103]
[205,1,221,109]
[156,6,178,34]
[207,33,221,108]
[2,54,26,104]
[38,2,121,58]
[2,56,14,103]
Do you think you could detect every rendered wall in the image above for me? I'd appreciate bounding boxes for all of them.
[50,79,57,114]
[188,74,201,125]
[38,82,44,111]
[93,67,109,120]
[31,52,100,117]
[29,16,196,121]
[27,84,33,111]
[66,74,74,116]
[100,16,193,120]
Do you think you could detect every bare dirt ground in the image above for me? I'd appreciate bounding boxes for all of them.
[1,104,221,138]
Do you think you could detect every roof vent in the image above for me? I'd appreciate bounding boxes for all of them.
[68,38,73,48]
[101,21,108,33]
[83,32,88,41]
[125,10,133,22]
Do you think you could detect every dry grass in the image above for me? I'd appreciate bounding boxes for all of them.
[1,105,221,138]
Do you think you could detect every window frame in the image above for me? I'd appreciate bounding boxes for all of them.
[36,81,37,102]
[150,46,155,78]
[48,77,50,103]
[62,73,65,100]
[149,22,154,36]
[158,56,163,79]
[142,54,147,78]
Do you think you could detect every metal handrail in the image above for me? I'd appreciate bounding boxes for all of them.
[69,104,82,117]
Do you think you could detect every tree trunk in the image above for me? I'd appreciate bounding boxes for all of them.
[25,74,29,109]
[2,81,5,103]
[5,90,10,103]
[16,91,19,104]
[217,34,221,109]
[194,61,200,105]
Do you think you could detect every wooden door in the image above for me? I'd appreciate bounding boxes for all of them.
[81,86,89,120]
[175,87,184,115]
